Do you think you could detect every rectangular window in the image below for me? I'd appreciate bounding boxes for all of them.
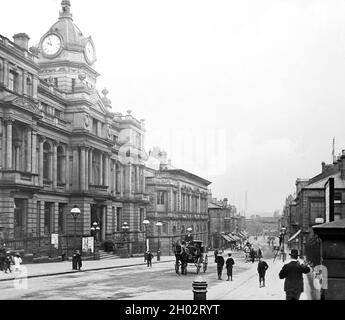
[36,201,41,237]
[112,207,116,232]
[58,203,65,234]
[71,78,76,92]
[92,118,97,135]
[139,208,145,231]
[157,191,165,205]
[9,70,18,92]
[116,207,122,231]
[309,199,324,225]
[14,199,27,239]
[44,202,53,235]
[54,78,58,88]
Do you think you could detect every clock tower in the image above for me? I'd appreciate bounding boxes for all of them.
[37,0,99,92]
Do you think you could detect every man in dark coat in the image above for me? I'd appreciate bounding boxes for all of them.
[215,253,225,280]
[250,248,256,263]
[225,253,235,281]
[75,250,82,270]
[257,258,269,287]
[279,249,310,300]
[146,251,154,267]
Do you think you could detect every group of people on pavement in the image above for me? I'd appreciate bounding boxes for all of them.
[0,250,22,274]
[214,248,310,300]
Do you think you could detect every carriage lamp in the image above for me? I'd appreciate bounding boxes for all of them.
[156,221,163,261]
[90,222,100,259]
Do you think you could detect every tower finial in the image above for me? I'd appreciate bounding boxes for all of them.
[60,0,72,19]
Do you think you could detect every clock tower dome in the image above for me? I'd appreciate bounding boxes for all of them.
[37,0,99,92]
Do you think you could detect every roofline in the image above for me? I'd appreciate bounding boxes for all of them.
[160,169,211,186]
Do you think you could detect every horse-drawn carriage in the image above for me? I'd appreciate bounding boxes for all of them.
[174,240,208,275]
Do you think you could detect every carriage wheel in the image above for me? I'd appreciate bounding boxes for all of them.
[203,255,208,272]
[175,261,180,275]
[183,263,188,275]
[196,260,201,274]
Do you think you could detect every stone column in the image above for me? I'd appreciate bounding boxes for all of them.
[52,141,58,189]
[89,148,93,185]
[142,167,146,193]
[38,136,45,186]
[6,119,13,169]
[61,147,66,185]
[112,160,116,194]
[104,153,109,187]
[80,146,86,191]
[85,147,89,191]
[120,165,124,197]
[136,165,140,193]
[99,152,103,185]
[3,60,8,87]
[32,75,39,99]
[198,194,201,213]
[31,130,37,174]
[26,127,32,172]
[65,147,70,190]
[72,147,79,190]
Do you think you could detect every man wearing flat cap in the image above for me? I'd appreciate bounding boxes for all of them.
[279,249,310,300]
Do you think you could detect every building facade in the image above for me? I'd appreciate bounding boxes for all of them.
[0,1,149,256]
[284,154,345,257]
[144,149,211,255]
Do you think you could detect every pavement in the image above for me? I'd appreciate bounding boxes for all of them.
[0,254,176,282]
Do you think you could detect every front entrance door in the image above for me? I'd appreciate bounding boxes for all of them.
[91,204,105,241]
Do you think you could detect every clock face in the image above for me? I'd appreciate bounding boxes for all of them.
[42,34,61,56]
[85,41,95,64]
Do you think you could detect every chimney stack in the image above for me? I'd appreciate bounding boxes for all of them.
[13,33,30,51]
[321,162,326,172]
[341,150,345,180]
[223,198,228,207]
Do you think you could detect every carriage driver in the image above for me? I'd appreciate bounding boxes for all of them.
[184,228,194,245]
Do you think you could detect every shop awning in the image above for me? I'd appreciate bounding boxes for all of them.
[221,234,232,242]
[230,233,241,241]
[287,230,301,242]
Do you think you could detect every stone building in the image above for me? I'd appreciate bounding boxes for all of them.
[144,148,211,255]
[0,1,149,256]
[284,152,345,257]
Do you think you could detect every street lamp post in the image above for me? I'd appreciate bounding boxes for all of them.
[143,219,150,258]
[90,221,100,260]
[156,221,162,261]
[122,222,129,256]
[70,206,81,253]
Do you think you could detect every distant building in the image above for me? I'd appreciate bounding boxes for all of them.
[145,148,211,255]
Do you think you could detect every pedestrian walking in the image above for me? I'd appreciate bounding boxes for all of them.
[146,251,154,267]
[225,253,235,281]
[257,247,263,259]
[75,250,82,270]
[250,248,256,263]
[215,252,225,280]
[279,249,310,300]
[4,252,13,273]
[13,252,22,272]
[257,258,269,287]
[214,249,218,262]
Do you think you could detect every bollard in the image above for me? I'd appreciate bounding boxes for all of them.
[192,277,208,300]
[157,249,161,261]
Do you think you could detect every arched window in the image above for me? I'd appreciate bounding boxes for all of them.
[43,142,51,181]
[57,146,64,183]
[116,163,121,193]
[26,76,33,96]
[92,151,101,185]
[196,225,200,233]
[181,225,185,235]
[172,226,177,235]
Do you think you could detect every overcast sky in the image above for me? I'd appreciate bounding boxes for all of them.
[2,0,345,215]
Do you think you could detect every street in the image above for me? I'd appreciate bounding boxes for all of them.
[0,240,313,300]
